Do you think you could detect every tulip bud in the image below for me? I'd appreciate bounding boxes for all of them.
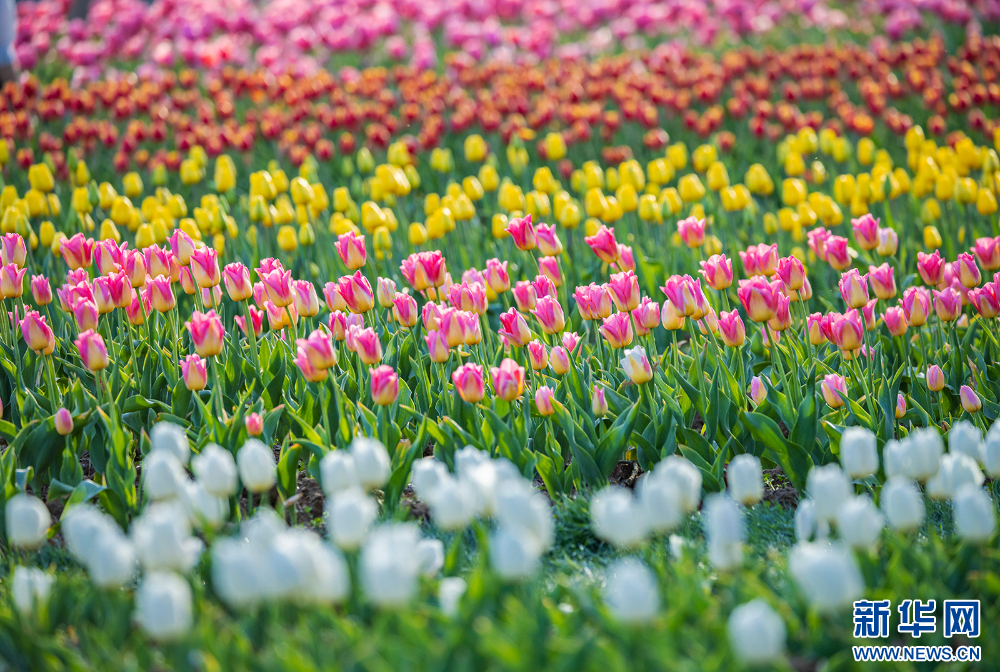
[54,408,73,435]
[960,385,982,413]
[245,412,263,437]
[926,365,945,392]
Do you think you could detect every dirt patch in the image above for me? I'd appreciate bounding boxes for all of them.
[609,460,643,489]
[762,468,799,508]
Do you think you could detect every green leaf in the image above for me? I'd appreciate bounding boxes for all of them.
[60,480,108,519]
[677,427,714,465]
[740,411,812,493]
[595,402,640,476]
[277,444,302,501]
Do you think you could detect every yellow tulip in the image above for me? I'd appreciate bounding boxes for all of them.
[47,193,61,218]
[39,220,55,248]
[51,232,67,255]
[956,177,978,205]
[553,190,571,220]
[135,223,156,249]
[543,132,567,161]
[584,188,608,218]
[109,197,133,227]
[921,198,941,223]
[499,182,526,213]
[720,187,741,212]
[214,155,237,193]
[478,164,499,192]
[583,161,605,190]
[781,178,807,207]
[99,219,121,242]
[763,212,779,235]
[584,217,602,237]
[905,126,925,151]
[532,166,558,194]
[819,198,843,227]
[463,176,484,201]
[430,147,454,173]
[601,196,623,223]
[706,161,730,191]
[797,202,817,227]
[180,159,203,185]
[491,214,509,239]
[923,225,942,249]
[24,190,48,218]
[558,202,582,229]
[777,208,799,232]
[605,167,620,192]
[28,164,55,193]
[361,201,387,232]
[659,187,683,215]
[857,138,875,166]
[667,143,688,170]
[783,151,805,177]
[615,183,638,212]
[619,160,646,191]
[678,174,706,202]
[692,144,716,173]
[832,137,851,163]
[977,188,998,216]
[452,194,476,221]
[387,141,412,167]
[638,194,661,222]
[409,221,429,245]
[647,158,674,185]
[935,173,955,201]
[250,171,277,200]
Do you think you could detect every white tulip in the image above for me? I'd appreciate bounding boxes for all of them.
[835,496,885,551]
[657,456,702,513]
[953,484,997,543]
[788,542,863,613]
[242,507,287,549]
[727,599,787,666]
[454,446,488,477]
[11,566,53,618]
[705,494,744,570]
[416,538,445,577]
[880,478,925,532]
[62,505,117,564]
[794,498,827,542]
[949,420,984,464]
[88,533,136,589]
[351,437,390,490]
[134,572,193,641]
[181,482,229,530]
[907,427,944,482]
[806,465,851,523]
[841,427,878,479]
[360,523,422,606]
[602,558,660,624]
[236,439,276,493]
[591,487,649,548]
[494,480,554,552]
[458,459,498,516]
[149,422,190,465]
[191,444,237,497]
[5,493,51,549]
[427,476,478,531]
[490,526,542,580]
[265,529,349,604]
[131,502,203,572]
[320,450,358,497]
[327,488,377,551]
[438,577,467,617]
[727,454,763,506]
[211,538,267,610]
[411,458,449,499]
[984,422,1000,478]
[883,439,906,480]
[638,471,683,532]
[926,452,984,500]
[142,449,187,502]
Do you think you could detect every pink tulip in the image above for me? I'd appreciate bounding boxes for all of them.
[530,296,566,334]
[498,308,531,347]
[438,307,467,348]
[933,287,962,322]
[484,258,510,294]
[292,280,320,318]
[676,216,705,248]
[750,376,767,405]
[169,230,197,266]
[235,305,264,337]
[145,244,172,280]
[513,281,537,311]
[608,270,640,312]
[549,345,570,375]
[20,310,55,355]
[927,365,945,391]
[186,310,226,357]
[54,408,73,436]
[148,275,176,313]
[223,262,253,301]
[377,277,398,309]
[489,358,524,402]
[245,412,264,436]
[824,236,852,271]
[452,363,485,403]
[295,346,329,383]
[532,275,556,300]
[462,312,482,346]
[327,312,348,341]
[807,227,831,261]
[895,393,906,419]
[917,250,945,286]
[599,312,633,349]
[370,365,399,406]
[736,276,779,322]
[830,310,864,352]
[562,332,581,353]
[0,263,26,299]
[592,385,608,416]
[393,292,418,327]
[851,213,880,251]
[876,228,899,256]
[538,256,562,287]
[400,251,447,291]
[741,243,778,277]
[718,310,746,347]
[868,263,896,300]
[574,283,613,320]
[260,268,294,307]
[73,300,99,331]
[807,313,825,345]
[969,283,1000,319]
[61,233,94,270]
[202,284,223,309]
[882,306,907,336]
[776,256,806,292]
[337,271,375,314]
[971,237,1000,271]
[94,239,126,275]
[30,275,52,306]
[526,339,548,370]
[633,297,660,335]
[123,250,146,289]
[75,329,109,371]
[839,269,870,309]
[661,299,686,330]
[181,354,208,391]
[425,330,450,363]
[449,281,488,315]
[423,301,443,332]
[662,274,703,318]
[505,214,537,251]
[126,288,150,326]
[960,385,982,413]
[900,286,931,327]
[621,346,653,384]
[535,386,556,415]
[335,231,367,270]
[699,254,733,290]
[323,281,348,312]
[258,258,284,276]
[616,245,636,273]
[585,225,620,264]
[821,374,847,408]
[768,293,792,332]
[296,329,336,370]
[954,252,981,289]
[0,233,26,268]
[535,222,563,256]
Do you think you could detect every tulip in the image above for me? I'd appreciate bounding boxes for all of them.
[970,284,1000,319]
[574,284,613,320]
[73,300,100,331]
[54,408,74,436]
[105,271,132,309]
[75,329,109,371]
[954,252,981,289]
[916,250,945,286]
[699,254,733,290]
[0,233,26,268]
[829,310,863,352]
[633,297,660,335]
[821,374,847,408]
[527,340,548,370]
[0,264,26,299]
[181,354,208,392]
[608,270,640,312]
[295,347,329,382]
[505,214,536,251]
[512,281,537,311]
[883,306,908,337]
[662,274,704,318]
[491,358,525,402]
[728,599,786,666]
[615,245,635,273]
[337,271,375,314]
[376,278,398,310]
[124,250,147,288]
[452,364,485,403]
[535,386,556,416]
[895,393,906,419]
[824,235,852,270]
[900,286,931,327]
[61,233,94,270]
[235,305,263,338]
[384,291,415,327]
[767,294,792,332]
[528,296,564,335]
[621,346,653,384]
[400,251,448,291]
[370,365,399,406]
[776,256,805,293]
[718,310,746,347]
[867,263,896,300]
[259,268,294,308]
[245,413,264,437]
[186,310,225,358]
[437,307,467,348]
[591,385,609,416]
[296,329,337,370]
[498,308,532,347]
[127,289,151,326]
[736,277,779,322]
[292,280,320,318]
[838,269,869,309]
[186,247,219,289]
[876,227,899,256]
[749,376,766,405]
[30,276,52,306]
[926,365,945,392]
[222,263,253,302]
[538,256,562,287]
[660,298,686,330]
[585,225,620,264]
[483,258,510,295]
[933,287,962,322]
[851,213,880,250]
[676,216,706,248]
[425,330,450,363]
[169,230,197,266]
[94,239,126,275]
[549,345,571,375]
[806,313,824,345]
[353,328,383,366]
[972,237,1000,271]
[599,312,634,349]
[20,311,54,355]
[422,302,442,332]
[535,223,563,257]
[91,276,117,314]
[960,385,982,413]
[323,281,348,312]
